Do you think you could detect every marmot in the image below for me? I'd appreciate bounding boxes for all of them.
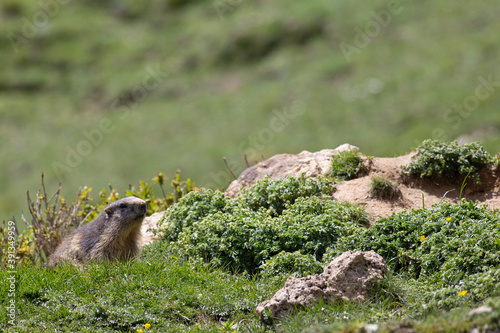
[48,196,147,267]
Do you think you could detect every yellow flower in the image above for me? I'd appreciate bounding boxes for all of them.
[145,323,151,329]
[137,330,143,333]
[459,290,468,296]
[420,235,425,242]
[446,217,452,221]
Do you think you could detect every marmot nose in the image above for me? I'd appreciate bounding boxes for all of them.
[139,202,147,215]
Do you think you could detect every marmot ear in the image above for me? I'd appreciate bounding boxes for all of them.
[105,206,114,218]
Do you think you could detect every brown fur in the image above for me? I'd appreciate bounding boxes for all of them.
[48,196,147,266]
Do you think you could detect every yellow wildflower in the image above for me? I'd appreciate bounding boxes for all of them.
[145,323,151,329]
[459,290,468,296]
[137,330,143,333]
[446,217,452,221]
[420,235,425,242]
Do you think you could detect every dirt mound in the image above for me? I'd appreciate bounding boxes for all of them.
[334,152,500,222]
[226,146,500,223]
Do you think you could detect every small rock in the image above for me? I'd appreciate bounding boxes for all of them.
[256,251,387,319]
[467,305,493,316]
[363,323,379,333]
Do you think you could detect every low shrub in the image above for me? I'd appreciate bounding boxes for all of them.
[403,140,495,185]
[240,175,334,216]
[421,267,500,311]
[326,200,500,309]
[331,200,500,279]
[161,176,335,242]
[151,177,367,274]
[259,251,323,279]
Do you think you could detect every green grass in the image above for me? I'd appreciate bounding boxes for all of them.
[0,258,282,332]
[2,0,500,221]
[1,256,499,332]
[370,176,400,200]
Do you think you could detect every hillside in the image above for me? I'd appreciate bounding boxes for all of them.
[1,0,500,221]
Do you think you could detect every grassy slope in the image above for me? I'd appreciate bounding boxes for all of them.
[0,258,280,332]
[1,257,499,332]
[1,1,500,220]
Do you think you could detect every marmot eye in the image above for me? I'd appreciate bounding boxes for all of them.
[119,203,127,209]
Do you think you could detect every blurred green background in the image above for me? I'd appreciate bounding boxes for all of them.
[1,0,499,221]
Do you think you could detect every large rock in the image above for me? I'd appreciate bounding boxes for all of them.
[256,251,387,319]
[225,144,358,197]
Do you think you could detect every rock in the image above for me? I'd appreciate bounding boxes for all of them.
[467,305,493,316]
[139,211,166,247]
[225,143,359,198]
[363,324,379,333]
[256,251,387,319]
[225,144,358,198]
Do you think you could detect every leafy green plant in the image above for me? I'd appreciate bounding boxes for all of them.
[259,251,323,279]
[329,149,367,180]
[369,176,400,200]
[240,175,334,216]
[331,200,500,278]
[218,320,238,333]
[403,140,495,185]
[326,200,500,310]
[152,177,367,274]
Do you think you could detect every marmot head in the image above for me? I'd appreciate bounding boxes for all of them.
[104,196,147,228]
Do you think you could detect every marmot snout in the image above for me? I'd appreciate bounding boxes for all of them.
[48,196,147,266]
